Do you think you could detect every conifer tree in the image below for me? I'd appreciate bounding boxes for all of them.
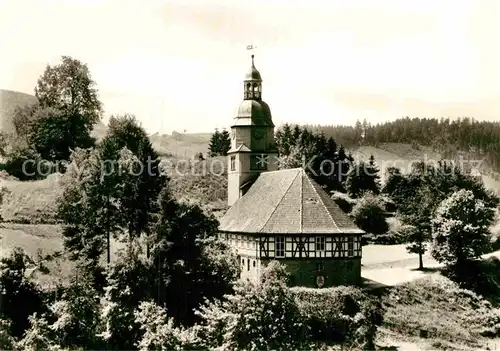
[208,128,221,156]
[364,155,381,194]
[208,128,230,156]
[220,128,231,155]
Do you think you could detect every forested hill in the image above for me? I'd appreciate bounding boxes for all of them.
[304,117,500,171]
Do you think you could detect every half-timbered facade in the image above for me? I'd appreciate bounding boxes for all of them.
[219,55,364,288]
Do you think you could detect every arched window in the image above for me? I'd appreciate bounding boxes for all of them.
[245,83,251,99]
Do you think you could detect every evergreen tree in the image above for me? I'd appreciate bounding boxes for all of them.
[292,124,301,141]
[220,128,231,156]
[208,128,231,156]
[345,161,367,198]
[364,155,381,194]
[208,128,220,156]
[275,123,294,155]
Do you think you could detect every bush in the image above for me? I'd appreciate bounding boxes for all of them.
[351,193,389,235]
[4,147,56,180]
[332,191,357,213]
[292,286,384,349]
[195,261,309,350]
[369,233,406,245]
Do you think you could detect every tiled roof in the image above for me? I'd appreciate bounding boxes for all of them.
[219,168,364,234]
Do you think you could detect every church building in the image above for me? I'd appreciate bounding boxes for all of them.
[218,54,364,288]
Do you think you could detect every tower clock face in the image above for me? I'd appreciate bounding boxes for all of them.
[252,128,265,140]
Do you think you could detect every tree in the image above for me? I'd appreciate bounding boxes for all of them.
[431,189,496,268]
[0,248,44,338]
[365,155,381,194]
[219,129,231,156]
[134,302,187,351]
[382,167,404,197]
[351,193,389,235]
[35,56,102,125]
[208,128,221,157]
[100,115,167,248]
[46,263,102,349]
[57,147,124,265]
[345,161,367,198]
[208,128,230,156]
[275,123,294,155]
[12,103,40,147]
[150,188,239,326]
[16,314,59,351]
[401,187,435,270]
[4,146,50,181]
[195,261,308,350]
[99,242,154,350]
[29,56,102,162]
[27,106,94,162]
[0,319,14,351]
[345,156,380,198]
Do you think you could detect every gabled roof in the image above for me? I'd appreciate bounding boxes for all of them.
[219,168,364,234]
[228,144,251,154]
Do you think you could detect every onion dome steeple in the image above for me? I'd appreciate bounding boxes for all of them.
[234,54,273,126]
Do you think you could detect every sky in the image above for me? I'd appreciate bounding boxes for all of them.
[1,0,499,134]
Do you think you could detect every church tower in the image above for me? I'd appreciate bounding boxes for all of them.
[227,55,278,206]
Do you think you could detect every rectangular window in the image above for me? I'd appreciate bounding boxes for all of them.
[230,156,236,171]
[250,154,268,170]
[275,236,285,258]
[315,236,325,252]
[247,258,250,271]
[348,236,354,257]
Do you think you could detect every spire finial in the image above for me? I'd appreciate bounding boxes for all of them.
[251,54,255,66]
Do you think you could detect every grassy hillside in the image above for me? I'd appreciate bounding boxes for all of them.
[382,269,500,350]
[0,89,37,135]
[0,89,212,159]
[351,142,500,194]
[150,131,212,158]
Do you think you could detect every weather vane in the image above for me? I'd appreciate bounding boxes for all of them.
[246,44,257,54]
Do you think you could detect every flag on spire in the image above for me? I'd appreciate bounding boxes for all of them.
[246,45,254,50]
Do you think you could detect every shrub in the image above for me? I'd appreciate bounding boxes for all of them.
[332,191,357,213]
[292,286,384,349]
[195,261,309,350]
[351,193,389,235]
[4,147,55,180]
